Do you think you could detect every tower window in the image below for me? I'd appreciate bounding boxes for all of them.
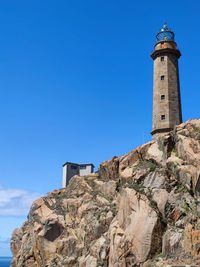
[161,115,166,120]
[161,95,165,100]
[161,75,165,80]
[161,56,164,61]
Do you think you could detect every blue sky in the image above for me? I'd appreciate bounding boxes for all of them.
[0,0,200,256]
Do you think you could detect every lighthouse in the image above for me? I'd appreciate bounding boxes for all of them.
[151,24,182,138]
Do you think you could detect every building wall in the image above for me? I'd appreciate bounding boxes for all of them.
[168,54,182,127]
[62,165,67,188]
[62,164,79,187]
[62,163,94,188]
[79,165,94,176]
[152,46,182,136]
[152,55,169,131]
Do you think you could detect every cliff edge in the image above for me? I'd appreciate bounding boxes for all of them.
[11,119,200,266]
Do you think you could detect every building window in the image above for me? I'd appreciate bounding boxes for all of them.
[161,56,164,61]
[161,115,166,120]
[71,165,78,170]
[161,95,165,100]
[161,75,165,80]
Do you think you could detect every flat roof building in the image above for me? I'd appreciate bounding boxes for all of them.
[62,162,94,188]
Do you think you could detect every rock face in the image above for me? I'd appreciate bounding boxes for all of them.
[11,120,200,266]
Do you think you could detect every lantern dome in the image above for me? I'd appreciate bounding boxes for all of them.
[156,23,175,43]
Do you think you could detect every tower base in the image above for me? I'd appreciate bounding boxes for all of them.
[151,128,173,139]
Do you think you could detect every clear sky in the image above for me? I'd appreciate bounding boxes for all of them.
[0,0,200,256]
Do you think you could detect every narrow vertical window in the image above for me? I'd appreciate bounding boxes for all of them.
[161,75,165,80]
[161,56,164,61]
[161,115,166,120]
[161,95,165,100]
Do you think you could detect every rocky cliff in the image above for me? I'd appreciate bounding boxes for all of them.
[11,120,200,266]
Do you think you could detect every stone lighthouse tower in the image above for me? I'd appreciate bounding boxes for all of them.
[151,24,182,138]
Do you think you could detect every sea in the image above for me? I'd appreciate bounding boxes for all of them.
[0,257,12,267]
